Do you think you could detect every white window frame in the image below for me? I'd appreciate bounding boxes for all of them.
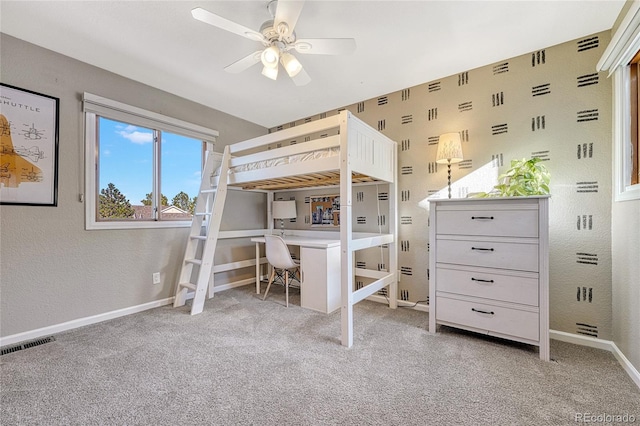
[598,2,640,202]
[83,93,218,230]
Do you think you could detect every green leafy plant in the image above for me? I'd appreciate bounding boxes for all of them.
[475,158,550,197]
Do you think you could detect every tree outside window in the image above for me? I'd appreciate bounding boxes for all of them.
[96,117,203,222]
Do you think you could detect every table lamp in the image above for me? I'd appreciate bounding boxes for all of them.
[436,132,464,199]
[272,200,296,236]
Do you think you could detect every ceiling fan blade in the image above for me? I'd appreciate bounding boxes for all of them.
[274,0,305,37]
[224,51,263,74]
[293,38,356,55]
[292,67,311,86]
[192,7,266,43]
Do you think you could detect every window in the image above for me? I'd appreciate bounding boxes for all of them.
[597,3,640,201]
[629,52,640,186]
[84,93,218,229]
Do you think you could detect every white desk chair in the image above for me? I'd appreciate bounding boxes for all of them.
[262,235,300,307]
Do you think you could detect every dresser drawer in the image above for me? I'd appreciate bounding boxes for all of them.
[436,208,538,238]
[436,266,539,306]
[436,238,539,272]
[436,296,539,341]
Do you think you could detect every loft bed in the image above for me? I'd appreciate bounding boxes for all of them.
[175,110,398,348]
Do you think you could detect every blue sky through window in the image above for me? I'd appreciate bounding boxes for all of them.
[161,131,202,205]
[99,117,201,206]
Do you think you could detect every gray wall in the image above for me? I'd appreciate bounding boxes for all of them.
[0,34,267,338]
[609,0,640,376]
[611,201,640,371]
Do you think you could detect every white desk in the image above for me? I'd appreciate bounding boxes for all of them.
[251,234,341,313]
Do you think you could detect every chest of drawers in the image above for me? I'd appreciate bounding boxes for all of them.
[428,196,549,361]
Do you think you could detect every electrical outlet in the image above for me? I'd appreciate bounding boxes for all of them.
[152,272,161,285]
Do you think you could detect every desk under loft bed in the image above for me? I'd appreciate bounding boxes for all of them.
[173,110,398,347]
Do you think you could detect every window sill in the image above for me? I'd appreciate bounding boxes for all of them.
[615,184,640,202]
[86,220,191,231]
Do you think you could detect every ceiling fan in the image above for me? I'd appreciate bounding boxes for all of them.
[192,0,356,86]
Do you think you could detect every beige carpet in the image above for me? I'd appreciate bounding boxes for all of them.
[1,285,638,425]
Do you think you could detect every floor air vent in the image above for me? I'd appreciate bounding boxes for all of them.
[1,336,56,356]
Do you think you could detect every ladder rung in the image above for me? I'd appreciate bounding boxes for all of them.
[178,282,197,291]
[175,146,229,314]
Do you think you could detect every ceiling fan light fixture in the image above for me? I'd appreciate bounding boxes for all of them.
[262,65,278,80]
[261,45,280,68]
[191,4,356,86]
[280,52,302,77]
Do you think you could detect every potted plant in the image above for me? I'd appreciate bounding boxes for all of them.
[474,157,550,197]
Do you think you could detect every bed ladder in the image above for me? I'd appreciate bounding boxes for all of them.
[173,145,231,315]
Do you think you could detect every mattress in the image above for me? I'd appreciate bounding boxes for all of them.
[213,146,340,176]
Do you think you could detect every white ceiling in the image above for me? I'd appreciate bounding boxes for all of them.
[0,1,625,128]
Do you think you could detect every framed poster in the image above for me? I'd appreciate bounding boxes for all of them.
[310,194,340,227]
[0,83,59,206]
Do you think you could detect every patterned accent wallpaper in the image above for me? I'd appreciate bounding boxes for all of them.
[272,31,613,339]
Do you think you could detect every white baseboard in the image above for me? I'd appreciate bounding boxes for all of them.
[550,330,640,390]
[210,278,257,293]
[0,278,258,348]
[4,290,636,393]
[0,297,174,348]
[366,294,429,312]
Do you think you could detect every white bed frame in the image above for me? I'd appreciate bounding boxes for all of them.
[175,110,398,348]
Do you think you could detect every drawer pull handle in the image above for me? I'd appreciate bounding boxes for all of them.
[472,308,495,315]
[471,216,494,220]
[471,247,494,252]
[471,277,494,283]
